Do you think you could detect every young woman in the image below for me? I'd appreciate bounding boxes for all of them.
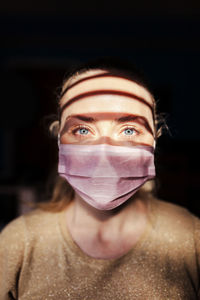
[1,58,200,299]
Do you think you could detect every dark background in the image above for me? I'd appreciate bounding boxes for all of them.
[0,0,200,229]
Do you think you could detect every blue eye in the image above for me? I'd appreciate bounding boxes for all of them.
[78,128,89,135]
[123,128,135,135]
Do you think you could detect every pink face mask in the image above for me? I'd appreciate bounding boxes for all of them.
[58,143,155,210]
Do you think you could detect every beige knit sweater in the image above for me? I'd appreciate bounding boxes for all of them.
[0,198,200,299]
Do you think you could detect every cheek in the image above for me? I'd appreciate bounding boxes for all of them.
[60,129,79,144]
[120,134,154,147]
[60,134,69,144]
[138,135,154,147]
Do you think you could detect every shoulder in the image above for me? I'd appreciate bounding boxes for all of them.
[151,198,197,222]
[0,208,62,266]
[0,214,26,248]
[0,209,58,245]
[22,208,59,230]
[150,198,199,237]
[0,214,27,276]
[149,199,200,268]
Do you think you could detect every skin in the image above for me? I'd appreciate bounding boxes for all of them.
[59,69,155,259]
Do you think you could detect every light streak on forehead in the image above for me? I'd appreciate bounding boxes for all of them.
[60,71,111,98]
[60,71,153,99]
[59,72,155,123]
[60,90,154,117]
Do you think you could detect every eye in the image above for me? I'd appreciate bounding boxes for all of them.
[123,127,137,136]
[71,125,92,136]
[76,127,89,135]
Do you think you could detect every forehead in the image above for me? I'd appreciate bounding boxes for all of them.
[59,70,154,126]
[60,69,154,106]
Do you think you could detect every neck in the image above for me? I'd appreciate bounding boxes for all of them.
[67,192,148,231]
[65,193,150,259]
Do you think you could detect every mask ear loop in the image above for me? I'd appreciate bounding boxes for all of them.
[57,106,61,147]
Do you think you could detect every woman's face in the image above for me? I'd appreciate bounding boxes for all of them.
[59,70,155,147]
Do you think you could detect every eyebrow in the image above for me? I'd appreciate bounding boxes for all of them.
[59,90,154,118]
[117,115,154,136]
[66,115,95,123]
[64,114,154,136]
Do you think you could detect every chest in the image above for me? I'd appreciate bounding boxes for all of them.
[18,245,198,300]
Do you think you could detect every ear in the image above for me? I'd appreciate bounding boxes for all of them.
[49,120,60,137]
